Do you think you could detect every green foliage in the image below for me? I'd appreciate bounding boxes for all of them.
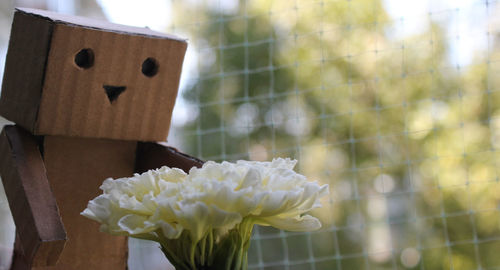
[171,0,500,269]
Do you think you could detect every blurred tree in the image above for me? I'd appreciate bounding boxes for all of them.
[170,0,500,269]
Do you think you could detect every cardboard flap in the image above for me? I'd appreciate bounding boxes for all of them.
[16,7,186,41]
[0,125,66,267]
[0,10,53,132]
[135,142,204,173]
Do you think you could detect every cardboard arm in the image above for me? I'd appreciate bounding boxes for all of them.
[135,142,204,174]
[0,125,66,269]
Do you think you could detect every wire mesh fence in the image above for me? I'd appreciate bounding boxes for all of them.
[163,0,500,269]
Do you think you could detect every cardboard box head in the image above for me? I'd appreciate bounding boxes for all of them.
[0,8,187,141]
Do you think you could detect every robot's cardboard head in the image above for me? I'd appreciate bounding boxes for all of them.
[0,8,187,141]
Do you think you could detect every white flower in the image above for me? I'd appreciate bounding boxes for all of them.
[184,159,328,234]
[81,167,188,239]
[82,158,328,268]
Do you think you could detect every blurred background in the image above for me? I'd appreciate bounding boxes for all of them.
[2,0,500,269]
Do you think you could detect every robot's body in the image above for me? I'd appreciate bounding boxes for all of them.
[0,8,202,270]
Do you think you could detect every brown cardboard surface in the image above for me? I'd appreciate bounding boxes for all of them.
[0,126,66,268]
[37,22,186,141]
[11,233,30,270]
[0,8,187,142]
[136,142,204,174]
[40,136,136,270]
[0,11,53,132]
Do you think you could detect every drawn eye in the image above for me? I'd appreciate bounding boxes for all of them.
[141,57,158,77]
[74,48,94,69]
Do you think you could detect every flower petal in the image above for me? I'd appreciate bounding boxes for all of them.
[256,215,322,231]
[118,214,157,234]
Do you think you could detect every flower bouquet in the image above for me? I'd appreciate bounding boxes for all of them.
[82,158,328,270]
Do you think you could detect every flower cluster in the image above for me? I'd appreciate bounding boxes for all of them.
[82,158,328,269]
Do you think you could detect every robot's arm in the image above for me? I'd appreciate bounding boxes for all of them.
[0,125,66,269]
[135,142,204,174]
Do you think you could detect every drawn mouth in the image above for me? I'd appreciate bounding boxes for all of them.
[103,85,126,103]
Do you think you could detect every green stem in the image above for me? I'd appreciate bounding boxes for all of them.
[225,242,237,270]
[153,224,255,270]
[234,245,243,270]
[159,241,189,270]
[190,242,197,269]
[182,236,191,267]
[242,250,248,270]
[200,233,207,265]
[207,230,214,264]
[156,230,190,270]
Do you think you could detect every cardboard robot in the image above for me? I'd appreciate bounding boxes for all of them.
[0,8,203,270]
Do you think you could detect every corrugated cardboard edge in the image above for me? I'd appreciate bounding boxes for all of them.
[16,7,187,42]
